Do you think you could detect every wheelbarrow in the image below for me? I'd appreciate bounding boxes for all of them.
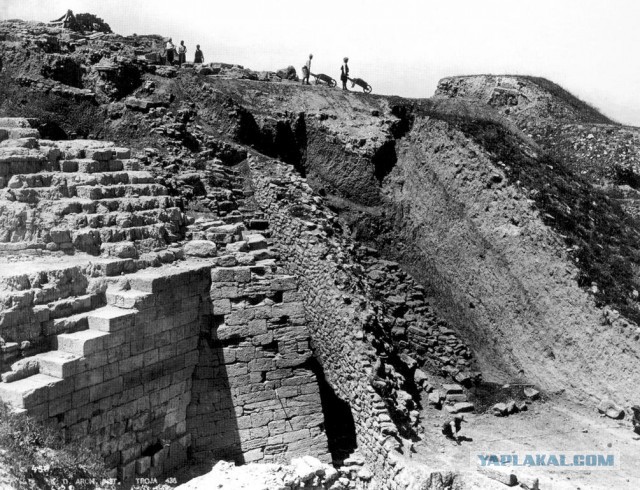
[311,72,337,87]
[348,77,372,93]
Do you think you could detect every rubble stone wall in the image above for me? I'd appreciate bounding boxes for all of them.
[249,157,413,487]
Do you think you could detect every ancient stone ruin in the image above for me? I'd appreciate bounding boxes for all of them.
[1,16,640,490]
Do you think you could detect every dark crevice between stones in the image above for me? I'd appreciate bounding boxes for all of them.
[372,140,397,184]
[305,357,357,463]
[233,106,306,176]
[36,121,68,140]
[389,103,416,139]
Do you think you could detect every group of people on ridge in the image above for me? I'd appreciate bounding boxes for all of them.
[301,54,351,90]
[164,38,204,66]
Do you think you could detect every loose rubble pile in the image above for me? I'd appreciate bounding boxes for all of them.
[176,455,372,490]
[352,246,476,379]
[436,74,640,188]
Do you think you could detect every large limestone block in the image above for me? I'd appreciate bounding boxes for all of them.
[56,329,110,356]
[88,305,137,332]
[184,240,217,258]
[0,373,62,409]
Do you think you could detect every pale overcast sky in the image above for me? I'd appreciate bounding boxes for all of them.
[2,0,639,126]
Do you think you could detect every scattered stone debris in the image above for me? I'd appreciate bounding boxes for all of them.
[477,467,518,487]
[492,399,528,417]
[523,387,540,400]
[597,399,625,420]
[175,456,371,490]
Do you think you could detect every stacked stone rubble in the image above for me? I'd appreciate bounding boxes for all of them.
[0,118,186,256]
[248,154,480,488]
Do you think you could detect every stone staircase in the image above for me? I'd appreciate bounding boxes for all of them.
[0,263,102,372]
[0,117,39,143]
[0,300,138,416]
[0,118,186,256]
[0,261,209,478]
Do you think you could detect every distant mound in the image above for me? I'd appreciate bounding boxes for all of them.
[435,74,615,127]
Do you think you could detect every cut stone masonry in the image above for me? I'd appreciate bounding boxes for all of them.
[0,118,186,256]
[0,117,330,481]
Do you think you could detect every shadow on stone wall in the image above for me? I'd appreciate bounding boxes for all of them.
[307,358,357,463]
[188,313,243,464]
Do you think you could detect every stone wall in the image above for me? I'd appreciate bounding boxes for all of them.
[188,260,329,465]
[248,156,427,488]
[0,253,331,481]
[0,264,209,479]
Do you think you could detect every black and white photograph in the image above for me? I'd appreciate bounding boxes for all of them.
[0,1,639,489]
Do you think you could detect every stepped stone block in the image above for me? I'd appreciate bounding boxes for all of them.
[113,148,131,159]
[84,148,113,161]
[0,137,38,149]
[88,306,137,332]
[120,159,141,171]
[442,383,464,395]
[246,234,267,250]
[48,312,89,336]
[0,118,31,128]
[35,351,82,378]
[0,128,39,141]
[106,289,155,309]
[0,374,62,409]
[62,159,124,174]
[56,329,110,356]
[76,184,167,200]
[9,187,67,203]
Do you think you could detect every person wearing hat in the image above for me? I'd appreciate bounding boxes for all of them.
[442,415,466,444]
[301,54,313,85]
[340,57,349,90]
[194,44,204,64]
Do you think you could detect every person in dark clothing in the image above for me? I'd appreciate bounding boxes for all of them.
[194,45,204,64]
[340,57,349,90]
[178,40,187,66]
[442,415,466,444]
[165,38,175,65]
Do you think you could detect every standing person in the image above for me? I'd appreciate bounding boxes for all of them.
[301,54,313,85]
[340,57,349,90]
[178,40,187,66]
[165,38,175,65]
[194,44,204,64]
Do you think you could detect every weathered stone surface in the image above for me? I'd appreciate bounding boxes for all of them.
[184,240,217,257]
[598,399,625,419]
[492,402,508,417]
[477,468,518,487]
[447,402,474,414]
